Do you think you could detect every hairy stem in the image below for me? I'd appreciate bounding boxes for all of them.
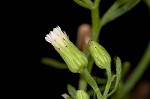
[103,68,112,98]
[81,68,102,99]
[78,57,94,90]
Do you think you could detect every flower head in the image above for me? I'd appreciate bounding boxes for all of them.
[76,90,90,99]
[88,40,111,69]
[45,26,88,73]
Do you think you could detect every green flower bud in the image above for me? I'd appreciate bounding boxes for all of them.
[45,26,88,73]
[76,90,90,99]
[88,40,111,69]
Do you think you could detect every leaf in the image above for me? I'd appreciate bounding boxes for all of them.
[116,57,122,83]
[67,84,77,99]
[111,0,141,21]
[107,57,122,98]
[73,0,92,9]
[41,57,68,69]
[101,0,141,26]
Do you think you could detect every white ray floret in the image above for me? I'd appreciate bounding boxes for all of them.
[45,26,67,48]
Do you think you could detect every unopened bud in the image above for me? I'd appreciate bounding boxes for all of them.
[76,90,90,99]
[45,26,88,73]
[88,40,111,69]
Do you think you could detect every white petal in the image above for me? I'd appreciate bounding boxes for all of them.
[53,26,62,36]
[45,36,51,43]
[55,26,61,32]
[45,26,69,47]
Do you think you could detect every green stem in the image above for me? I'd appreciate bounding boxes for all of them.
[101,0,141,27]
[78,74,88,90]
[117,41,150,99]
[103,68,112,98]
[78,57,94,90]
[91,5,101,41]
[78,1,102,90]
[81,68,102,99]
[78,0,101,91]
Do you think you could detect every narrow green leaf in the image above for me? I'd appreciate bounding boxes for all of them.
[101,0,141,26]
[82,0,93,7]
[73,0,92,9]
[41,57,68,69]
[111,0,141,21]
[67,84,77,99]
[116,57,122,82]
[107,57,122,98]
[101,1,120,26]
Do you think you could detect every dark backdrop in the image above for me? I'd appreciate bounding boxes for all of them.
[14,0,150,98]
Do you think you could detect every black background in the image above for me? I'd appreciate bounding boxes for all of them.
[10,0,150,98]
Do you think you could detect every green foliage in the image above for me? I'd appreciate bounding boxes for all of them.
[67,84,77,99]
[43,0,150,99]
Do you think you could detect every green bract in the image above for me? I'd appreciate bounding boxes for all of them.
[88,40,111,69]
[76,90,90,99]
[45,26,88,73]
